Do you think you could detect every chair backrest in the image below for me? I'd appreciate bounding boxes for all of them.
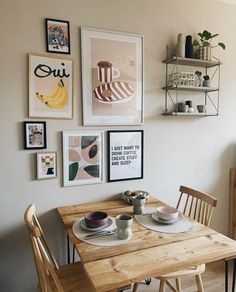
[24,204,62,292]
[176,185,217,227]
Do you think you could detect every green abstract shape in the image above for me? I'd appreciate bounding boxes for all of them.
[81,136,98,149]
[84,165,99,178]
[69,162,78,181]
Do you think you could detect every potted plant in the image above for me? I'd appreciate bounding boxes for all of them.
[193,30,225,61]
[203,75,211,87]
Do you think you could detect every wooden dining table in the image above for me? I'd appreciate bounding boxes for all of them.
[57,196,236,292]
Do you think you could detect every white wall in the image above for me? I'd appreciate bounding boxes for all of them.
[1,0,236,291]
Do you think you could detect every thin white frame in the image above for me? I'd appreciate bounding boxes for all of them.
[29,53,74,119]
[81,27,144,126]
[63,131,104,187]
[36,152,57,180]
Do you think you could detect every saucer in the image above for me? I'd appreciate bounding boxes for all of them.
[151,213,182,225]
[94,81,135,103]
[80,217,113,232]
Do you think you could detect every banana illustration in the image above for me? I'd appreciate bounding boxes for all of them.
[36,80,68,109]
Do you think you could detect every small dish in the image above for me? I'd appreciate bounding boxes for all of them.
[151,213,182,225]
[156,206,179,221]
[121,190,149,204]
[80,218,113,232]
[84,211,108,228]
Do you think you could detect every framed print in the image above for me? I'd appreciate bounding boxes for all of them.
[29,53,73,119]
[45,18,70,54]
[63,131,104,186]
[108,130,143,182]
[81,27,144,125]
[37,152,57,179]
[24,121,46,149]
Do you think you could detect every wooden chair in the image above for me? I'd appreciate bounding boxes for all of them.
[133,185,217,292]
[24,204,129,292]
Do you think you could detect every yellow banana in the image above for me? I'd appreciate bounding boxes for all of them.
[36,80,68,109]
[46,86,68,109]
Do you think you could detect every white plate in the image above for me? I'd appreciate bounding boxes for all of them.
[151,213,182,225]
[79,217,113,232]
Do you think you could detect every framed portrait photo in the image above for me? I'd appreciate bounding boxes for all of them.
[29,53,73,119]
[81,27,144,126]
[37,152,57,179]
[63,131,104,187]
[45,18,70,54]
[24,121,46,150]
[108,130,143,182]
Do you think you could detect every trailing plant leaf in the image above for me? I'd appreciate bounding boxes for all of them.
[81,136,98,149]
[218,42,226,50]
[69,162,78,181]
[84,165,99,177]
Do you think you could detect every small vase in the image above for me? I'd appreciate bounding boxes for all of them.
[176,33,185,58]
[185,35,193,58]
[203,80,211,87]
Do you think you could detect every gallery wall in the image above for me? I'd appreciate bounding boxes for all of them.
[1,0,236,291]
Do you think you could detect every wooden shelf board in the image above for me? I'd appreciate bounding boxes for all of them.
[162,85,219,92]
[162,112,218,117]
[162,57,221,68]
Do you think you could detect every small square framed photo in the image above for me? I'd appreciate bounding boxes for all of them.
[45,18,70,54]
[37,152,57,179]
[24,121,47,150]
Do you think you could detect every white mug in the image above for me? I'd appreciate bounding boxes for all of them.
[116,214,133,240]
[97,61,120,83]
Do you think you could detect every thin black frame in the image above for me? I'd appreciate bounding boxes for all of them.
[45,18,71,54]
[23,121,47,150]
[107,130,144,182]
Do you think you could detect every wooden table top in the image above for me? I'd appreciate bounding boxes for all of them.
[57,197,236,292]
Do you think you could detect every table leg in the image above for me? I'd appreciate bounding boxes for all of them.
[73,246,75,263]
[225,260,229,292]
[67,235,70,264]
[232,258,236,292]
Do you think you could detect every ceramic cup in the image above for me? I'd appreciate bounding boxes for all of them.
[197,105,206,113]
[132,195,146,215]
[184,105,189,113]
[97,61,120,83]
[116,214,133,240]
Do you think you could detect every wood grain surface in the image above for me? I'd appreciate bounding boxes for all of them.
[57,196,236,292]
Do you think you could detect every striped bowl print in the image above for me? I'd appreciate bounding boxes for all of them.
[94,81,135,102]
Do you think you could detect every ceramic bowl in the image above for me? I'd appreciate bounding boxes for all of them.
[121,190,149,204]
[84,211,108,228]
[156,206,179,221]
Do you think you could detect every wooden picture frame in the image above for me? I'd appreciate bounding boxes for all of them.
[45,18,70,54]
[37,152,57,179]
[81,27,144,125]
[29,53,73,119]
[108,130,144,182]
[24,121,47,150]
[63,131,104,186]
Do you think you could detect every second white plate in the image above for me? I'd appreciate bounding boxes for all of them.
[151,213,182,225]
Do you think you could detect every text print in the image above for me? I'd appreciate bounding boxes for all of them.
[34,62,70,78]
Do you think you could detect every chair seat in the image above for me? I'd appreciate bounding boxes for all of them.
[56,261,126,292]
[156,264,205,280]
[55,261,94,292]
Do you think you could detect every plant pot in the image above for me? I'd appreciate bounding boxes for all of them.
[196,46,212,61]
[203,80,211,87]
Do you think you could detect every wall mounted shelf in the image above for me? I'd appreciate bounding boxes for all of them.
[162,56,221,117]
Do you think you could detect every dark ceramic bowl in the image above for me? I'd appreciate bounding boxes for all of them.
[84,211,108,228]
